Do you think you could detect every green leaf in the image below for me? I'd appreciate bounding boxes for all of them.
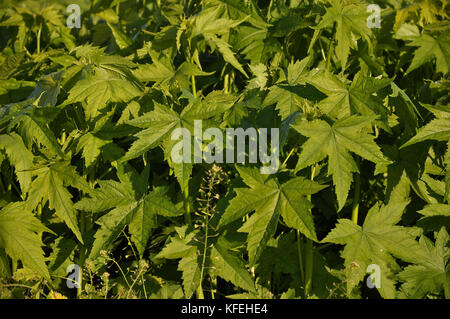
[398,227,450,298]
[122,92,235,163]
[76,132,110,168]
[220,167,325,265]
[0,202,51,281]
[292,115,390,210]
[64,54,143,119]
[406,33,450,75]
[26,161,89,243]
[316,1,373,70]
[129,187,182,256]
[401,104,450,148]
[211,238,255,292]
[80,171,180,259]
[323,200,422,298]
[0,133,33,193]
[306,70,391,130]
[263,57,312,119]
[204,34,248,78]
[178,248,202,298]
[17,112,65,158]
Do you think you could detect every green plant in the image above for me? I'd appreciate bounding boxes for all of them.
[0,0,448,299]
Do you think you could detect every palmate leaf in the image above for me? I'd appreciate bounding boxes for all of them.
[401,104,450,148]
[209,0,268,29]
[323,200,423,298]
[406,33,450,75]
[26,161,90,243]
[0,133,33,193]
[134,59,214,90]
[14,109,65,158]
[416,203,450,232]
[292,115,391,211]
[0,202,52,281]
[398,227,450,299]
[75,166,181,260]
[263,56,312,119]
[63,49,144,119]
[76,132,110,168]
[156,228,255,298]
[306,70,392,131]
[121,91,236,162]
[120,102,181,161]
[211,238,255,292]
[65,69,143,119]
[316,0,373,70]
[178,248,202,298]
[204,34,248,78]
[219,167,326,265]
[189,4,248,77]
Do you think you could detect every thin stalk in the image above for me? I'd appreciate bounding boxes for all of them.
[76,215,85,298]
[326,23,336,71]
[108,254,131,289]
[37,24,42,55]
[183,184,192,226]
[281,147,296,169]
[304,239,313,297]
[224,73,229,93]
[210,276,217,299]
[267,0,274,20]
[352,171,361,225]
[296,231,305,287]
[196,216,208,299]
[191,75,197,98]
[125,267,145,299]
[304,165,316,297]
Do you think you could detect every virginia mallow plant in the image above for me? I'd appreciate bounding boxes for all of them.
[0,0,448,300]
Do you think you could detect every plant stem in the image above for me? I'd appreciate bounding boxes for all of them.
[326,23,336,71]
[304,165,316,297]
[296,230,305,286]
[77,215,85,298]
[352,172,361,225]
[191,75,197,98]
[183,184,192,226]
[197,216,208,299]
[304,239,313,297]
[37,24,42,55]
[224,73,229,93]
[281,147,296,169]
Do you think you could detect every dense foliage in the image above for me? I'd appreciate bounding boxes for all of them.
[0,0,449,299]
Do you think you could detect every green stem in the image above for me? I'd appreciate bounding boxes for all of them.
[304,239,313,297]
[352,172,361,225]
[281,147,296,169]
[210,276,217,299]
[191,75,197,98]
[37,24,42,55]
[304,165,316,297]
[196,216,208,299]
[326,23,336,71]
[77,216,85,298]
[224,73,229,93]
[296,231,305,287]
[183,184,192,226]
